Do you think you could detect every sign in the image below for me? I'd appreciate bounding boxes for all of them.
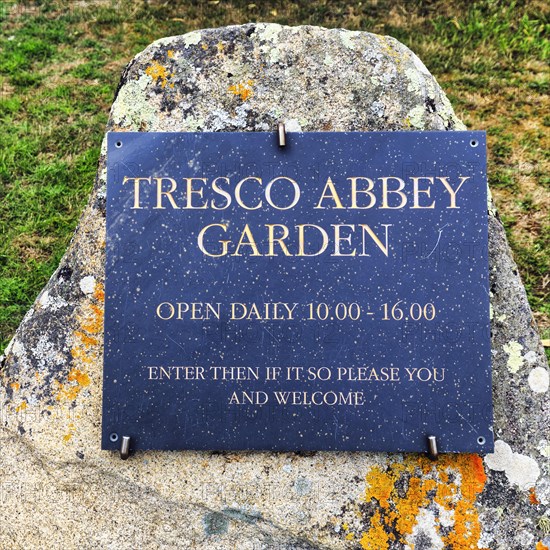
[102,131,493,453]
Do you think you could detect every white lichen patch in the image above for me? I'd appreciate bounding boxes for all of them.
[485,440,540,489]
[407,508,444,550]
[3,338,23,359]
[528,366,549,393]
[79,276,96,295]
[31,335,63,372]
[38,290,68,311]
[517,531,535,547]
[256,23,283,63]
[323,53,335,66]
[181,114,205,132]
[136,72,151,91]
[284,119,302,132]
[436,93,466,130]
[111,74,156,128]
[183,31,201,48]
[405,67,425,96]
[407,105,425,129]
[502,341,524,373]
[370,101,385,118]
[537,440,550,458]
[340,30,361,50]
[11,339,24,358]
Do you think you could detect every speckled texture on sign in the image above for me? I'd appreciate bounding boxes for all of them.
[102,130,492,453]
[0,23,548,549]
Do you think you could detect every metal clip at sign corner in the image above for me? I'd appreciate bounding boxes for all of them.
[278,122,286,147]
[120,435,131,460]
[427,435,439,460]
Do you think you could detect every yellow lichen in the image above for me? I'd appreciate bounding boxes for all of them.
[16,401,27,412]
[228,80,254,101]
[360,510,390,550]
[167,49,174,59]
[74,331,98,348]
[145,60,173,88]
[56,281,103,403]
[360,454,487,549]
[63,422,76,442]
[93,282,105,302]
[68,368,91,387]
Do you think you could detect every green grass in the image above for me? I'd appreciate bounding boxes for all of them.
[0,0,548,357]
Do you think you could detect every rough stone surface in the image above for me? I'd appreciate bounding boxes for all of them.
[1,23,548,549]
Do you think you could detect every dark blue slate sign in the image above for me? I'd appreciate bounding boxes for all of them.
[102,131,493,453]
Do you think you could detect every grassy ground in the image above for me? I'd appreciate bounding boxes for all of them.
[0,0,548,356]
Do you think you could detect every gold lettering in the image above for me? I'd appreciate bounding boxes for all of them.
[380,177,407,209]
[332,224,356,256]
[296,224,329,256]
[266,224,292,256]
[123,176,151,209]
[197,223,230,257]
[154,177,180,209]
[184,177,208,209]
[314,177,344,209]
[265,177,301,210]
[411,177,435,209]
[233,224,261,256]
[156,302,175,320]
[438,176,469,208]
[235,177,262,210]
[359,224,392,257]
[211,177,232,210]
[349,177,376,209]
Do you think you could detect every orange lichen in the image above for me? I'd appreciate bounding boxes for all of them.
[536,542,549,550]
[16,401,27,412]
[360,454,487,549]
[93,282,105,302]
[228,80,254,101]
[529,488,540,505]
[56,281,103,403]
[63,422,75,442]
[70,347,92,363]
[360,510,391,550]
[55,381,80,402]
[145,61,173,88]
[74,331,98,347]
[68,368,91,387]
[55,367,91,401]
[10,382,20,391]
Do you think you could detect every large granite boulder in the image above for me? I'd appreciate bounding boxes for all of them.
[1,23,548,549]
